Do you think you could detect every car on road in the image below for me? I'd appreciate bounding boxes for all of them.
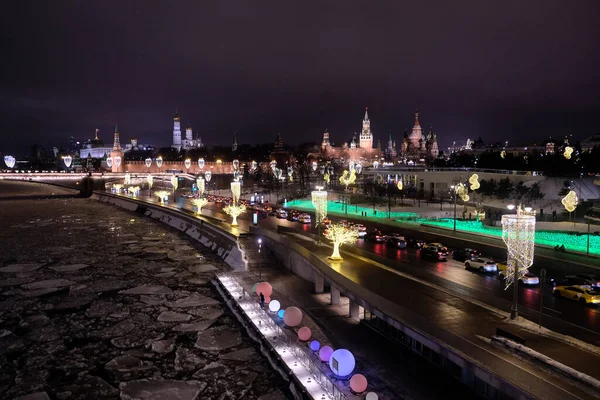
[406,238,425,249]
[553,285,600,305]
[387,236,407,249]
[353,224,367,237]
[364,229,386,243]
[287,211,299,221]
[518,272,540,285]
[551,275,594,287]
[275,210,288,219]
[421,243,448,260]
[299,214,311,224]
[575,274,600,289]
[465,258,498,273]
[452,248,481,262]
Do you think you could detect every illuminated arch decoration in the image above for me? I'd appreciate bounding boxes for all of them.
[231,181,241,205]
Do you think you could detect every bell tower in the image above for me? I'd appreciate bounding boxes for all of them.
[359,107,373,149]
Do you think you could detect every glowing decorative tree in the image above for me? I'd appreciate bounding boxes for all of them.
[154,190,170,203]
[223,204,246,226]
[147,174,153,189]
[128,186,140,196]
[501,205,536,319]
[231,180,241,204]
[192,198,208,214]
[325,223,359,260]
[196,177,205,196]
[564,146,574,160]
[170,175,178,192]
[112,184,123,193]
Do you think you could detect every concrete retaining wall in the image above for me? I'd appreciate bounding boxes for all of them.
[92,192,247,271]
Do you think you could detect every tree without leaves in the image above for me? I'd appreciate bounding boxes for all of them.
[324,223,359,260]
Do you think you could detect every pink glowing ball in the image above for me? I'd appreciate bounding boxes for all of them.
[350,374,368,393]
[298,326,311,341]
[283,306,303,327]
[264,295,271,304]
[255,282,273,297]
[319,346,334,362]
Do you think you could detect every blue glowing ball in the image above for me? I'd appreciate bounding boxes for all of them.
[329,348,355,377]
[310,340,320,352]
[277,309,285,319]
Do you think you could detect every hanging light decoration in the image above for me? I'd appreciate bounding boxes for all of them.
[204,170,212,182]
[251,160,258,171]
[196,177,205,196]
[184,158,191,170]
[469,173,480,190]
[3,155,16,169]
[145,158,152,169]
[564,146,574,160]
[311,187,328,226]
[233,159,240,171]
[197,158,205,170]
[147,174,153,189]
[106,157,113,168]
[373,161,379,169]
[231,180,241,205]
[170,175,178,191]
[63,155,73,168]
[156,156,163,169]
[561,190,578,212]
[397,180,403,191]
[312,161,318,171]
[501,206,536,289]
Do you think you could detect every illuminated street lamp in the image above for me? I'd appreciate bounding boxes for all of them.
[502,205,536,319]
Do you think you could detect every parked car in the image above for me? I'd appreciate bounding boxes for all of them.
[552,275,593,287]
[387,236,407,249]
[575,274,600,289]
[364,229,386,243]
[452,248,481,262]
[299,214,311,224]
[553,285,600,305]
[518,272,540,285]
[287,211,299,221]
[406,237,425,249]
[353,224,367,237]
[465,258,498,273]
[421,243,448,260]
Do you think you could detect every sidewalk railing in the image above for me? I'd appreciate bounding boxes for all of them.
[216,273,349,400]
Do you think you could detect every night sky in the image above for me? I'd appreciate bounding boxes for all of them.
[2,1,599,155]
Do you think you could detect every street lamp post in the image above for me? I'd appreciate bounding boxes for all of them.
[258,238,262,280]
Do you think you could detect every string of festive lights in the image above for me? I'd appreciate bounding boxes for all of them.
[231,181,241,205]
[501,207,536,289]
[311,188,328,226]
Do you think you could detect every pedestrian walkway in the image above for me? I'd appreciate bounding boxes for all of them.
[254,232,600,400]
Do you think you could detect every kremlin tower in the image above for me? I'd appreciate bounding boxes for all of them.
[110,124,123,173]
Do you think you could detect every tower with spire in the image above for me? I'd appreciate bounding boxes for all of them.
[172,110,182,150]
[232,133,238,152]
[111,124,124,173]
[359,107,373,149]
[321,130,330,151]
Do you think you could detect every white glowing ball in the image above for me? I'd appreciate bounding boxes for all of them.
[350,374,368,393]
[366,393,378,400]
[269,300,281,312]
[329,348,355,377]
[298,326,311,341]
[283,306,302,327]
[255,282,273,297]
[319,346,333,362]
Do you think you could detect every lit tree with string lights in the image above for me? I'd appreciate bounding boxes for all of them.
[324,223,359,260]
[154,190,170,204]
[192,198,208,215]
[223,204,246,226]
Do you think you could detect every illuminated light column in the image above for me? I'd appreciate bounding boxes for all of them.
[312,187,328,243]
[196,177,205,196]
[124,173,131,185]
[147,174,153,189]
[325,223,359,260]
[231,180,241,205]
[501,205,536,319]
[170,175,178,192]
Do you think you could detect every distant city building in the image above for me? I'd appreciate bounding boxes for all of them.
[172,110,204,150]
[320,108,381,162]
[80,129,113,159]
[384,131,398,160]
[581,134,600,152]
[111,125,124,173]
[400,111,439,162]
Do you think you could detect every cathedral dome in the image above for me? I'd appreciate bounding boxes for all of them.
[408,111,422,141]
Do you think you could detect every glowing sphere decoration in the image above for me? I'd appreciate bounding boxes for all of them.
[268,300,281,312]
[319,346,334,362]
[350,374,368,393]
[184,158,191,170]
[145,158,152,168]
[366,392,379,400]
[329,348,356,377]
[204,170,212,182]
[312,161,318,171]
[156,156,163,169]
[106,157,113,168]
[298,326,311,341]
[255,282,273,297]
[310,340,320,352]
[283,306,303,327]
[4,155,16,169]
[198,158,205,170]
[113,156,121,168]
[63,155,73,168]
[277,310,285,319]
[233,159,240,171]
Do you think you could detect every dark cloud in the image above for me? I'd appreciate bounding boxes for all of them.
[1,0,599,154]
